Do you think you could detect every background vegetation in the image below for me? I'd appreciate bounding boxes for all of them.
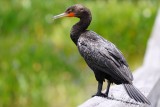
[0,0,158,107]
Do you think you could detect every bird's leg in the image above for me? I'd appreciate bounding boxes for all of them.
[96,81,103,95]
[92,81,106,97]
[105,81,111,97]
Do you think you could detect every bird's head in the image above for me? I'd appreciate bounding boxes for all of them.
[53,4,91,19]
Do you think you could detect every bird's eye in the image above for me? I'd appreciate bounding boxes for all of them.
[66,8,73,13]
[80,8,84,12]
[70,9,73,12]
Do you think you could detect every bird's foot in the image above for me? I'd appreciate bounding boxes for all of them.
[92,93,107,98]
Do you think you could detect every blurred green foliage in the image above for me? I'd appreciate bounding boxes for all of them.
[0,0,158,107]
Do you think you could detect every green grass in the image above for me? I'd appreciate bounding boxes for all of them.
[0,0,158,107]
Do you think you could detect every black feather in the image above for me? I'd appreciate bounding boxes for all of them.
[123,84,151,104]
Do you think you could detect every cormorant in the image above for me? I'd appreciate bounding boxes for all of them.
[53,4,150,104]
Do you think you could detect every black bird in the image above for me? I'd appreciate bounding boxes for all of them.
[53,4,150,104]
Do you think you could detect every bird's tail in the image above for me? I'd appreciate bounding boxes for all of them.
[123,84,151,105]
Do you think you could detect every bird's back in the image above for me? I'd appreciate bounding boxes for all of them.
[77,30,133,84]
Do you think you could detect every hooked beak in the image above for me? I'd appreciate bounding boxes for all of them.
[53,12,75,19]
[53,13,68,19]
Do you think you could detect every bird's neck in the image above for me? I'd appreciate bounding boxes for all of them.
[70,16,92,45]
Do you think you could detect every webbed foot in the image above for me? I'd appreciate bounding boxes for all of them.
[92,93,107,97]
